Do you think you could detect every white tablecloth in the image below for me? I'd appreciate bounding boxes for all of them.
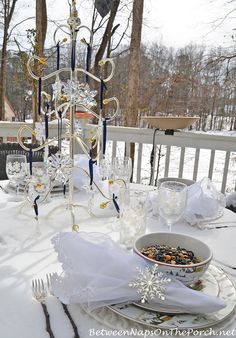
[0,183,236,338]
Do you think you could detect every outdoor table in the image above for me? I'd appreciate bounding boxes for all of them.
[0,182,236,338]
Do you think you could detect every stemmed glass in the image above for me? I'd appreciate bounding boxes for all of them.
[112,157,132,184]
[120,190,148,249]
[99,157,112,181]
[158,181,187,232]
[6,154,27,201]
[28,162,51,204]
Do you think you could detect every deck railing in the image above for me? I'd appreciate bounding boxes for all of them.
[103,126,236,193]
[1,122,236,193]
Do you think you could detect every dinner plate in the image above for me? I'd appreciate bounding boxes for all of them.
[132,268,220,314]
[103,265,236,330]
[5,181,69,196]
[197,208,224,227]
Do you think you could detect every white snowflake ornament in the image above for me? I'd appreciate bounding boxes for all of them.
[52,78,63,100]
[35,122,45,144]
[47,152,73,185]
[129,264,171,304]
[61,80,97,108]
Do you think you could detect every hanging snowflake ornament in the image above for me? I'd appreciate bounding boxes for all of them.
[47,152,73,185]
[61,80,97,108]
[74,120,83,137]
[52,78,63,100]
[34,122,45,145]
[65,120,83,138]
[129,264,171,304]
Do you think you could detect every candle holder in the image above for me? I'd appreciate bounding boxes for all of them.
[16,0,120,227]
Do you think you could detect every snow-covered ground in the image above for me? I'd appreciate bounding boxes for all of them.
[105,130,236,194]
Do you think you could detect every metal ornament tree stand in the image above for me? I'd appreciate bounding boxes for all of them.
[17,0,121,229]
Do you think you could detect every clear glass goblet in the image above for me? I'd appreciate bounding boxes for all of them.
[158,181,187,232]
[99,157,112,181]
[28,162,51,204]
[120,190,148,249]
[112,156,132,184]
[6,154,27,201]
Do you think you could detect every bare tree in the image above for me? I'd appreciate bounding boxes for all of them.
[36,0,47,57]
[93,0,121,75]
[31,0,47,127]
[0,0,18,120]
[124,0,144,127]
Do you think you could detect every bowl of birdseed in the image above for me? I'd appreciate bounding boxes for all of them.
[134,232,212,285]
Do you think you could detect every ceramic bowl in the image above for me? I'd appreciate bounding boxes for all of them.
[142,116,200,130]
[157,177,195,188]
[134,232,212,285]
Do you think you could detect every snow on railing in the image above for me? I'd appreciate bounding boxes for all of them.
[0,122,236,193]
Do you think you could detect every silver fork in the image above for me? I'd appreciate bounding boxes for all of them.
[46,273,80,338]
[0,185,8,194]
[32,278,55,338]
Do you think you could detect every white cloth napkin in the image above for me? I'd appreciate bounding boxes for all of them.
[148,178,226,226]
[184,178,226,225]
[73,154,101,190]
[0,190,7,208]
[51,231,226,313]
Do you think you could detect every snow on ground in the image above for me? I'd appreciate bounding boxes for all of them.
[105,130,236,194]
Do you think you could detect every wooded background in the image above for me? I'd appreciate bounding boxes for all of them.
[1,0,236,131]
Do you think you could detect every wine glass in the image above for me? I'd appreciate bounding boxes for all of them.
[99,157,112,181]
[28,162,51,204]
[158,181,187,232]
[112,156,132,184]
[120,190,148,249]
[6,154,27,201]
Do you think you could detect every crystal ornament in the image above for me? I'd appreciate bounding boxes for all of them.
[47,152,73,184]
[28,172,50,202]
[65,120,83,138]
[35,122,45,144]
[67,16,81,29]
[58,80,97,108]
[74,120,83,137]
[128,264,171,304]
[52,79,63,100]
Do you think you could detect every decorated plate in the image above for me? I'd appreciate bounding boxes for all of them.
[132,269,220,313]
[5,181,69,196]
[197,208,224,228]
[103,265,236,330]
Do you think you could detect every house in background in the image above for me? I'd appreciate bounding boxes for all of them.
[3,97,16,142]
[5,97,15,121]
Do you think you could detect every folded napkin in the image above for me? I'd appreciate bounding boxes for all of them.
[148,178,226,226]
[184,178,226,225]
[51,231,226,313]
[0,190,7,208]
[73,154,101,190]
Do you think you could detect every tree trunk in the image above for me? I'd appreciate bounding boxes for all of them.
[32,0,47,128]
[0,0,18,120]
[0,35,8,120]
[124,0,144,127]
[36,0,47,57]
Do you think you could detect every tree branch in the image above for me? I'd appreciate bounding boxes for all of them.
[94,0,121,70]
[8,16,35,38]
[110,11,131,52]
